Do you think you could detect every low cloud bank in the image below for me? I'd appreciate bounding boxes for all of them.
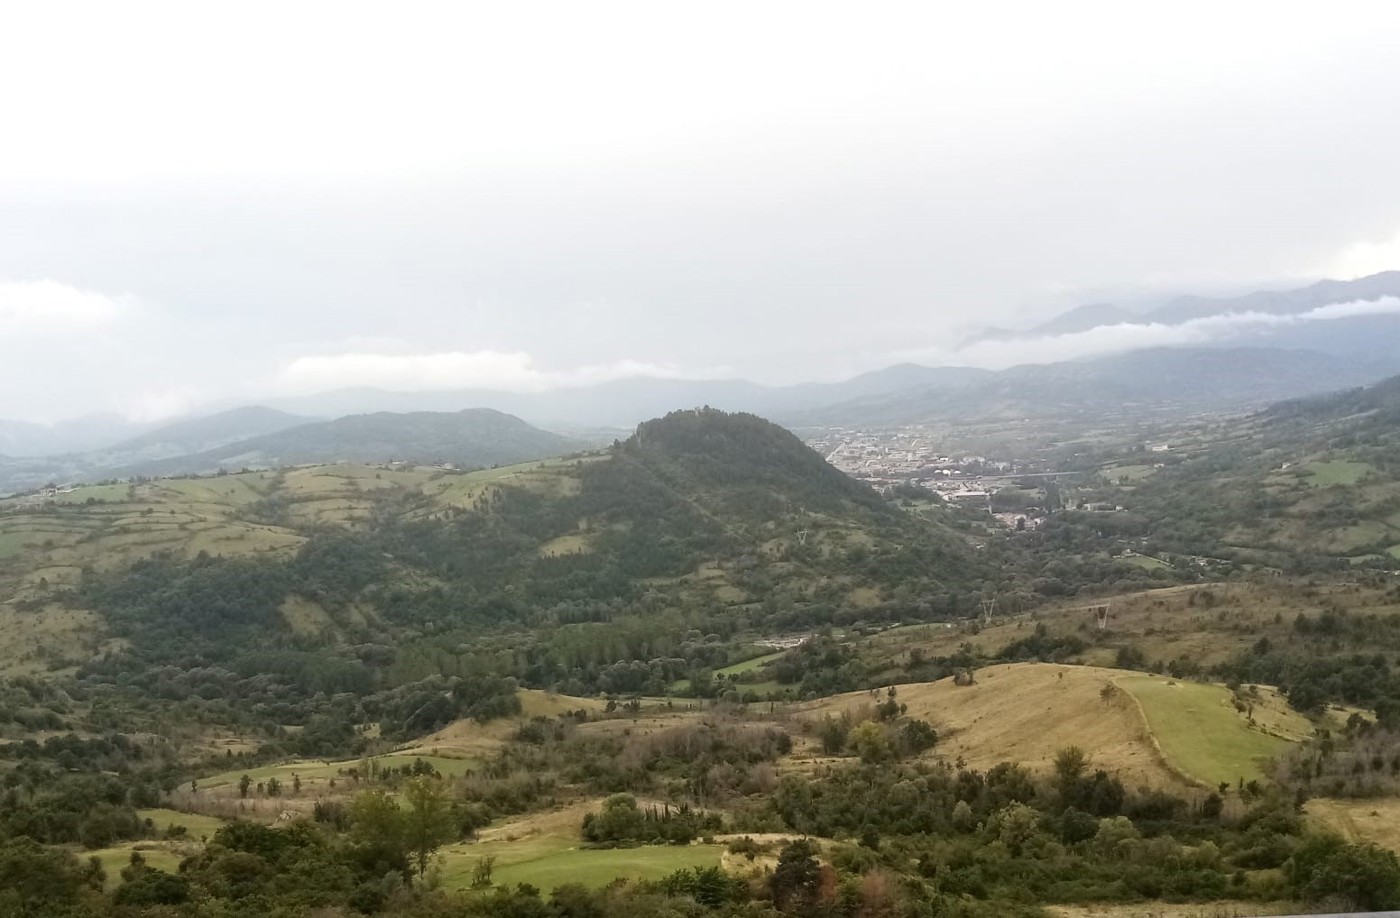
[276,350,691,395]
[927,296,1400,370]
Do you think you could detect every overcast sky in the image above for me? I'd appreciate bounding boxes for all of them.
[4,0,1400,423]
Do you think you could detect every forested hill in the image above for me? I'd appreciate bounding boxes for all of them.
[0,408,990,733]
[108,407,579,478]
[1264,372,1400,430]
[623,408,890,519]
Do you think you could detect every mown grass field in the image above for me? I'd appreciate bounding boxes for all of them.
[445,841,723,893]
[1303,459,1373,487]
[1118,676,1295,786]
[1119,552,1171,570]
[716,650,786,676]
[439,802,722,893]
[669,649,788,692]
[1104,464,1158,482]
[138,808,227,839]
[88,842,188,886]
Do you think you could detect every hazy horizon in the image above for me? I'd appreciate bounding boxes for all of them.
[6,2,1400,423]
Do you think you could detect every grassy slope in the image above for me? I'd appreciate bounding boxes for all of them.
[718,651,787,676]
[801,662,1189,791]
[1118,676,1295,786]
[137,808,227,838]
[862,581,1400,684]
[88,843,187,886]
[1303,459,1374,487]
[438,801,722,893]
[801,660,1311,793]
[0,461,592,672]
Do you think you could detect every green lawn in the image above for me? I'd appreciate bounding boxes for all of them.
[1119,676,1291,786]
[1304,460,1373,487]
[0,530,32,559]
[670,649,789,692]
[88,843,184,886]
[442,835,722,893]
[1106,464,1157,482]
[1119,553,1170,570]
[138,808,226,839]
[717,650,787,677]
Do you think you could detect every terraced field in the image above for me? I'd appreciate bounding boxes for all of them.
[0,460,593,579]
[0,460,597,671]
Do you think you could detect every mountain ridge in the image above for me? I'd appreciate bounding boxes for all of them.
[788,346,1395,427]
[959,270,1400,351]
[107,407,580,478]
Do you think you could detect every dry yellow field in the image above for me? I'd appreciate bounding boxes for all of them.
[400,689,609,760]
[801,662,1191,791]
[1305,797,1400,853]
[1047,903,1301,918]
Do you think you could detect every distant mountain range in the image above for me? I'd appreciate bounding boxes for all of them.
[108,408,580,479]
[96,406,316,461]
[0,414,159,458]
[3,271,1399,493]
[785,346,1391,428]
[0,409,580,495]
[963,270,1400,356]
[254,364,995,432]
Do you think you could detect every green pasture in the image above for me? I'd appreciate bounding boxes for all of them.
[138,808,227,839]
[1119,676,1291,786]
[717,650,786,677]
[442,835,722,893]
[1303,460,1373,487]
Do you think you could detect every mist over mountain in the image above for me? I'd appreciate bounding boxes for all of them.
[788,347,1393,428]
[259,365,993,431]
[0,414,156,457]
[1145,270,1400,323]
[101,406,316,459]
[959,271,1400,360]
[4,272,1400,497]
[251,272,1400,433]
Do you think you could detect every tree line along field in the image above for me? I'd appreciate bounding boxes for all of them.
[16,587,1400,913]
[66,651,1398,905]
[859,580,1400,681]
